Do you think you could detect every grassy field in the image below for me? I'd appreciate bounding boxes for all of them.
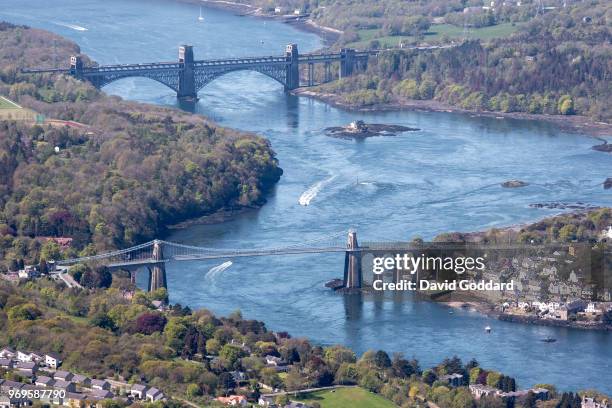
[294,387,396,408]
[348,22,521,48]
[0,96,21,109]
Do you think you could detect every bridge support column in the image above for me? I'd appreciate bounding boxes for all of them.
[324,62,331,83]
[130,270,136,285]
[178,45,197,100]
[148,240,167,293]
[285,44,300,90]
[343,230,361,289]
[307,63,314,86]
[339,48,356,79]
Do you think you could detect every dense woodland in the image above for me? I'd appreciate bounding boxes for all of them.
[239,0,612,121]
[1,278,608,407]
[0,23,282,270]
[311,0,610,120]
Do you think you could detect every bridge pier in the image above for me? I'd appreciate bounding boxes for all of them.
[307,63,314,86]
[285,44,300,90]
[178,45,197,100]
[324,62,332,83]
[148,240,167,293]
[343,230,361,289]
[339,48,356,79]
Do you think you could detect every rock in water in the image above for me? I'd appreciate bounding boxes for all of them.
[501,180,529,188]
[604,178,612,189]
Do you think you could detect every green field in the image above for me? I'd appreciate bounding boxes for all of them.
[0,96,21,109]
[295,387,396,408]
[348,22,521,48]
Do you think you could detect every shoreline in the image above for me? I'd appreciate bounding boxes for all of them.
[175,0,340,46]
[293,89,612,138]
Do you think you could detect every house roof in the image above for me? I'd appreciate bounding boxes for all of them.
[131,384,148,392]
[53,379,73,389]
[35,376,54,385]
[91,379,109,386]
[16,361,36,369]
[0,358,12,366]
[441,373,464,380]
[54,370,73,379]
[72,374,90,382]
[0,380,24,389]
[146,387,162,396]
[66,393,87,401]
[45,352,62,360]
[89,389,114,399]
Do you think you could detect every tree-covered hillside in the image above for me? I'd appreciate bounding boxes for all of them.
[0,22,282,269]
[242,0,610,121]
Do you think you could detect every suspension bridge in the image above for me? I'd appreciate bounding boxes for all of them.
[22,43,450,100]
[55,230,365,292]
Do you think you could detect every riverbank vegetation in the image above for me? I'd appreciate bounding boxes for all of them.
[244,0,611,122]
[434,208,612,244]
[312,0,610,121]
[0,22,282,271]
[1,279,609,407]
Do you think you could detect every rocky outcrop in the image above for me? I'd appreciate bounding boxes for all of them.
[325,121,419,139]
[501,180,529,188]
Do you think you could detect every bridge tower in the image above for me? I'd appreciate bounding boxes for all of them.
[339,48,356,79]
[343,230,361,289]
[148,239,167,293]
[69,55,84,79]
[285,44,300,90]
[178,45,197,100]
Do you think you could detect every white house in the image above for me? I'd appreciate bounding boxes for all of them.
[264,355,286,366]
[0,347,15,359]
[130,384,149,400]
[44,352,62,369]
[146,387,164,402]
[258,395,275,406]
[17,351,32,362]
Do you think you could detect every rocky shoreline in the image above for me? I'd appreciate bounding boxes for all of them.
[293,89,612,138]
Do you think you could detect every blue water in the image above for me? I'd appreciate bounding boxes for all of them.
[1,0,610,393]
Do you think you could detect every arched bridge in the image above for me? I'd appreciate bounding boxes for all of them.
[22,43,449,100]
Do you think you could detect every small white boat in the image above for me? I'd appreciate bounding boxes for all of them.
[198,7,204,22]
[485,326,492,333]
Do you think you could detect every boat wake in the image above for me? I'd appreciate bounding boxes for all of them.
[54,22,88,31]
[206,261,233,280]
[299,175,336,206]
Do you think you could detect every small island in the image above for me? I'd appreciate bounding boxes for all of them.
[325,120,419,139]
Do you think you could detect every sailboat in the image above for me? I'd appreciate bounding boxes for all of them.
[198,7,204,22]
